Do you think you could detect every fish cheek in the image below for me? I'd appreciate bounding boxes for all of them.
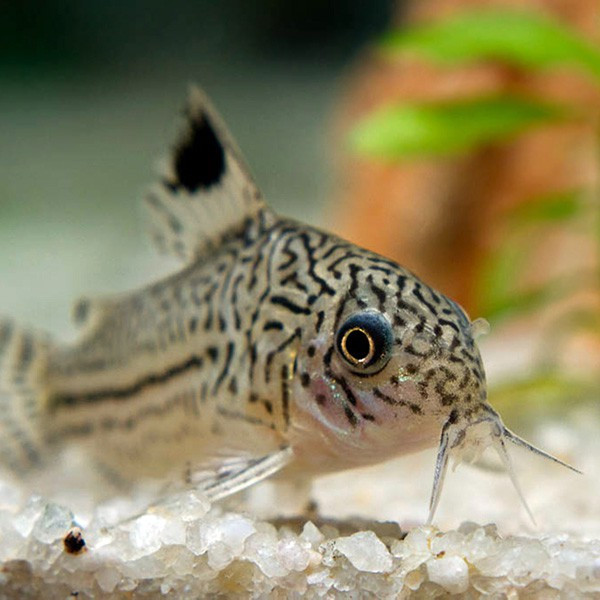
[302,375,357,436]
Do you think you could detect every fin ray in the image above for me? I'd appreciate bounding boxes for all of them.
[194,446,294,501]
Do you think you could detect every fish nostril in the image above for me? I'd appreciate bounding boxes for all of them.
[470,318,491,339]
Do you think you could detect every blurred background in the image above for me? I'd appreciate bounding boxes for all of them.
[1,0,599,524]
[0,0,393,333]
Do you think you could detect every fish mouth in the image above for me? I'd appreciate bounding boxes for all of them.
[426,404,581,525]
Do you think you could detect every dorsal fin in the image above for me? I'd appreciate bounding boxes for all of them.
[144,87,274,261]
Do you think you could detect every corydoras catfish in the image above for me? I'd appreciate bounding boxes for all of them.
[0,88,578,522]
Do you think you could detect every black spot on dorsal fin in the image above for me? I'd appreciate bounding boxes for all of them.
[170,112,226,193]
[146,87,272,262]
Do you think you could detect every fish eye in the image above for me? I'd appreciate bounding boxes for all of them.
[336,311,393,374]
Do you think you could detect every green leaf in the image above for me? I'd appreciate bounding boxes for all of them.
[480,282,560,322]
[381,8,600,81]
[350,95,563,159]
[477,239,528,316]
[476,191,588,321]
[479,271,591,322]
[489,371,595,423]
[507,190,583,226]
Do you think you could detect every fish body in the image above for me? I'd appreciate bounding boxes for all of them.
[46,217,482,479]
[0,88,577,520]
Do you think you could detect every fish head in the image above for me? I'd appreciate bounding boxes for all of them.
[289,251,578,522]
[291,256,489,468]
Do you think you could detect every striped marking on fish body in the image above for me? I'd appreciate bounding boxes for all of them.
[42,213,478,480]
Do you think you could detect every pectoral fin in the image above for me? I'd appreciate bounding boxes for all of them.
[193,445,294,502]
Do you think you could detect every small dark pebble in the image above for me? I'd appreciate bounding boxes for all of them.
[64,527,87,555]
